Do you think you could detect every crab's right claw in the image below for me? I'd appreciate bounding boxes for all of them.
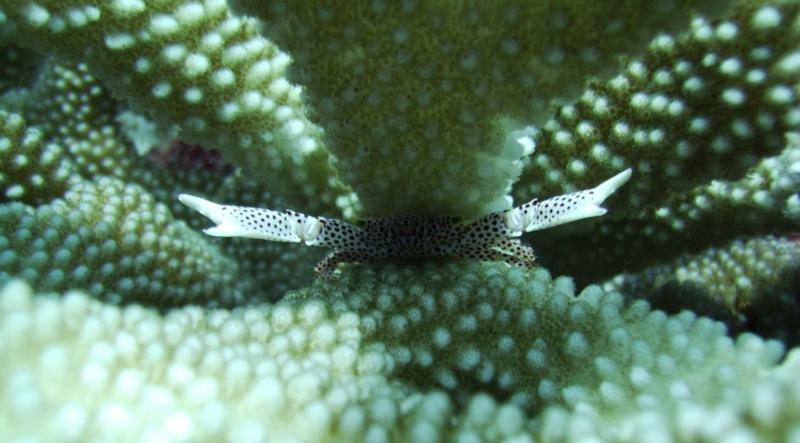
[505,168,632,233]
[591,167,633,206]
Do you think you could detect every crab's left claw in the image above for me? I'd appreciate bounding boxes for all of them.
[178,193,324,244]
[505,168,632,233]
[178,193,369,249]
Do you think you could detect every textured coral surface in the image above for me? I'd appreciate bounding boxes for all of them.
[0,0,799,441]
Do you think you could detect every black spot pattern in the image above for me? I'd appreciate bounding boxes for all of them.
[457,238,537,268]
[224,205,305,242]
[186,168,631,278]
[524,191,592,230]
[310,213,537,277]
[313,217,367,250]
[514,198,539,216]
[214,188,599,277]
[360,215,465,256]
[460,212,519,248]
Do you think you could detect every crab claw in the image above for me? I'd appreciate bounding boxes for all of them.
[178,193,323,243]
[505,168,632,233]
[591,168,633,207]
[178,194,241,237]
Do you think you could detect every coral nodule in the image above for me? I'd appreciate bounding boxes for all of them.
[0,0,799,442]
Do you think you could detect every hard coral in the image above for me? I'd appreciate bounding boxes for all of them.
[0,0,799,441]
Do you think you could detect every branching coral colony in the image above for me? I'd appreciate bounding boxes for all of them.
[3,0,800,441]
[180,168,632,277]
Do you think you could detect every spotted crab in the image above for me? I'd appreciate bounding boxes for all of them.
[179,168,632,278]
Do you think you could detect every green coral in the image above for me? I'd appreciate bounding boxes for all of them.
[605,235,800,344]
[519,1,800,285]
[0,0,799,441]
[9,60,130,178]
[0,59,319,301]
[514,1,799,209]
[538,130,800,285]
[235,0,730,218]
[0,279,400,442]
[2,0,348,214]
[0,177,256,307]
[0,110,76,204]
[0,43,39,92]
[3,265,800,441]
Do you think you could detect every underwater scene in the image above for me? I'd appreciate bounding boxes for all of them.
[0,0,799,441]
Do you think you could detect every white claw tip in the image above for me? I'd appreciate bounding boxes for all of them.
[593,168,632,204]
[178,193,223,223]
[178,193,237,237]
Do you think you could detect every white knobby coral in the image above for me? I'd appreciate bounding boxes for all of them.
[180,168,632,277]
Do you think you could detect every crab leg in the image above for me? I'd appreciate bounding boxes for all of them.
[314,250,376,278]
[457,238,537,268]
